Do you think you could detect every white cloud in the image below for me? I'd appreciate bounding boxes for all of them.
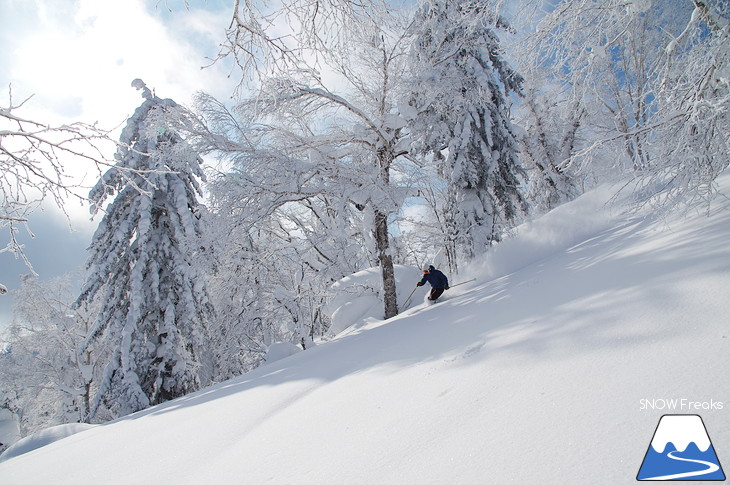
[1,0,237,223]
[0,0,238,313]
[3,0,235,126]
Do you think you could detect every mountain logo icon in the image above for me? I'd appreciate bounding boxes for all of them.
[637,414,726,481]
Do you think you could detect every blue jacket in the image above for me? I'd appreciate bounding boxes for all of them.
[418,266,449,289]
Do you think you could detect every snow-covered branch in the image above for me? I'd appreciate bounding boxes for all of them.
[0,82,177,270]
[513,0,730,210]
[220,0,388,88]
[0,89,114,265]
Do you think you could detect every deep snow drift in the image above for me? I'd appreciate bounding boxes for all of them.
[1,175,728,484]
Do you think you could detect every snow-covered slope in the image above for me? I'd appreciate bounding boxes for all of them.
[1,175,729,484]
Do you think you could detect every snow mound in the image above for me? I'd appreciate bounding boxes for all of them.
[0,423,95,463]
[324,265,422,334]
[264,342,302,364]
[0,409,20,451]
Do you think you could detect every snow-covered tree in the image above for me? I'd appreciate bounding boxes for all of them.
[0,274,103,436]
[197,88,383,369]
[211,3,416,319]
[201,190,370,378]
[221,0,385,84]
[514,0,730,211]
[408,0,527,267]
[517,76,584,214]
[75,81,213,418]
[516,0,674,172]
[646,0,730,211]
[392,167,454,271]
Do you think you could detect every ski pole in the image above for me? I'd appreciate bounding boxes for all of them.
[447,278,476,289]
[401,286,418,309]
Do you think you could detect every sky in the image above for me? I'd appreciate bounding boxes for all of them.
[0,0,240,327]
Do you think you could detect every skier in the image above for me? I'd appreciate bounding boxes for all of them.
[416,265,450,302]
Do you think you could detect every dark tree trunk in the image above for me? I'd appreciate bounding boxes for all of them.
[374,209,398,318]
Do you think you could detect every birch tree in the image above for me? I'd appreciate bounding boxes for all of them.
[648,0,730,210]
[514,0,729,210]
[517,76,584,214]
[212,2,415,319]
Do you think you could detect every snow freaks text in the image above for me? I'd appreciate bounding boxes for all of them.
[639,399,724,411]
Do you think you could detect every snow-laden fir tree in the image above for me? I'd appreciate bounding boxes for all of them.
[75,80,213,418]
[408,0,527,269]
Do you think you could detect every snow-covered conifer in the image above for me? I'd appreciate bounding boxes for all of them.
[75,80,213,418]
[408,0,528,265]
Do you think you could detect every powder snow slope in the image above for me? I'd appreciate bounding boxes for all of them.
[1,175,729,484]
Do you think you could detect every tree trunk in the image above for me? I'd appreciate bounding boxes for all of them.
[374,209,398,319]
